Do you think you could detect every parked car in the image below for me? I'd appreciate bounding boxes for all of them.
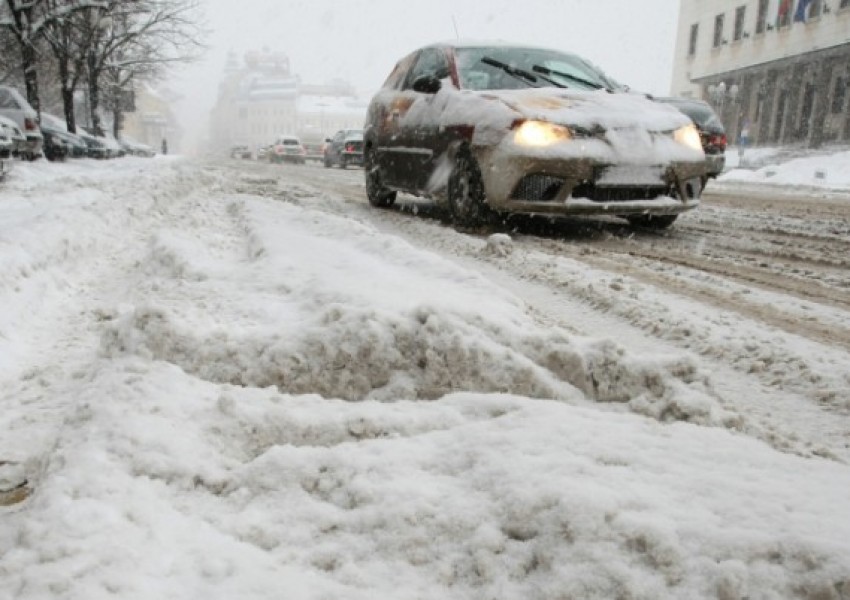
[0,121,12,180]
[230,144,252,159]
[655,96,726,181]
[324,129,364,169]
[38,114,89,158]
[0,114,27,158]
[269,135,306,164]
[76,129,111,159]
[41,128,70,161]
[0,85,43,160]
[364,42,706,228]
[118,137,155,157]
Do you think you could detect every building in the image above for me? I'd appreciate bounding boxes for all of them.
[210,50,368,153]
[671,0,850,147]
[122,84,181,151]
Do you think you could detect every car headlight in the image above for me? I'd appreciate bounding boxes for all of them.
[673,124,703,152]
[514,120,572,146]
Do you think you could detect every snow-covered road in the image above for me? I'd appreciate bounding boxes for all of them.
[1,157,848,599]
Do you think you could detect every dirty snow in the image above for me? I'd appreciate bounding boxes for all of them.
[1,156,849,599]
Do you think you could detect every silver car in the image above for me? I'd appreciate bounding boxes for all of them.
[0,85,43,160]
[364,43,707,229]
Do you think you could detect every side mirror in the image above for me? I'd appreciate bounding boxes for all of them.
[412,75,442,94]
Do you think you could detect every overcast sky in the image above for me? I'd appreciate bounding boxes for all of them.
[171,0,681,147]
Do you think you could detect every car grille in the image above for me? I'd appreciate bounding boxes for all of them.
[511,174,566,201]
[570,182,670,202]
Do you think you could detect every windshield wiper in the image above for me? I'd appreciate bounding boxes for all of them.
[531,64,607,91]
[481,56,548,88]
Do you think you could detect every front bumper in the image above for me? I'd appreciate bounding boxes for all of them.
[475,141,707,217]
[705,153,725,178]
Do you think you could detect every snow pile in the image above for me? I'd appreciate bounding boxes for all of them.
[99,197,725,427]
[719,149,850,191]
[1,158,849,599]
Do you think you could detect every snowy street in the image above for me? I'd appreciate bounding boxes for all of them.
[1,156,849,598]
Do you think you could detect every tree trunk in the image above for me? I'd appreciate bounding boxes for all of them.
[88,56,103,136]
[20,39,40,117]
[63,87,77,134]
[113,108,123,139]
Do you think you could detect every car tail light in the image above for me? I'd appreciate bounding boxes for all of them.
[24,117,37,131]
[345,143,355,152]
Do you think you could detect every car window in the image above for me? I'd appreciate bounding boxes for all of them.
[403,48,450,90]
[382,52,417,90]
[0,89,20,110]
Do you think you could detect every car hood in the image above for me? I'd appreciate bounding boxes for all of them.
[480,88,693,133]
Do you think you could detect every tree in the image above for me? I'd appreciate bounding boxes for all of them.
[0,0,106,116]
[84,0,204,136]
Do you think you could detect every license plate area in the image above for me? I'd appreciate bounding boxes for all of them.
[595,165,666,187]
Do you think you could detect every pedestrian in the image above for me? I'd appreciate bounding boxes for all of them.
[739,118,750,159]
[161,138,168,155]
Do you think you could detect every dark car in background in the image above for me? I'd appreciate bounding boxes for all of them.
[655,97,726,181]
[41,128,70,161]
[364,42,706,229]
[324,129,364,169]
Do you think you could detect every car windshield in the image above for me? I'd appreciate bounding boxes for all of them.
[455,46,620,92]
[282,139,299,145]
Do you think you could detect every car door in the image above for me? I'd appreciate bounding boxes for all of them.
[366,51,418,189]
[395,48,452,192]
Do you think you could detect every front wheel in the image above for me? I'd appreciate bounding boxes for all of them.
[448,148,493,228]
[365,148,396,208]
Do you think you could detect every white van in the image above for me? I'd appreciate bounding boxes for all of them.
[0,85,43,160]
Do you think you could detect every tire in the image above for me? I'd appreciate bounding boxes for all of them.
[448,147,492,228]
[365,147,396,208]
[626,214,678,229]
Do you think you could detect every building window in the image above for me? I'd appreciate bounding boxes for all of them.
[755,0,770,33]
[841,0,850,9]
[688,23,699,56]
[832,77,847,114]
[734,6,746,41]
[713,13,725,48]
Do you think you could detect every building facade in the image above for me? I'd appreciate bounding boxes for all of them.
[210,50,368,153]
[671,0,850,147]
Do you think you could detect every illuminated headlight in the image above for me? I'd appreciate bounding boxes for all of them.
[673,124,703,152]
[514,120,572,146]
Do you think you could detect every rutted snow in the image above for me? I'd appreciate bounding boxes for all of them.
[1,158,849,599]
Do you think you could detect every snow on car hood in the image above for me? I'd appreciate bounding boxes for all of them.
[483,88,693,132]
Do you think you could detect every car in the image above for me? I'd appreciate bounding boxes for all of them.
[119,136,156,157]
[0,85,43,160]
[38,114,89,158]
[230,144,252,159]
[0,114,27,158]
[324,129,364,169]
[655,96,726,181]
[0,122,12,180]
[41,128,70,161]
[364,42,707,229]
[269,135,306,164]
[75,129,111,159]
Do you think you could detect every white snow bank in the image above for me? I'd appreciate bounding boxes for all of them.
[719,149,850,192]
[2,360,848,599]
[2,158,849,599]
